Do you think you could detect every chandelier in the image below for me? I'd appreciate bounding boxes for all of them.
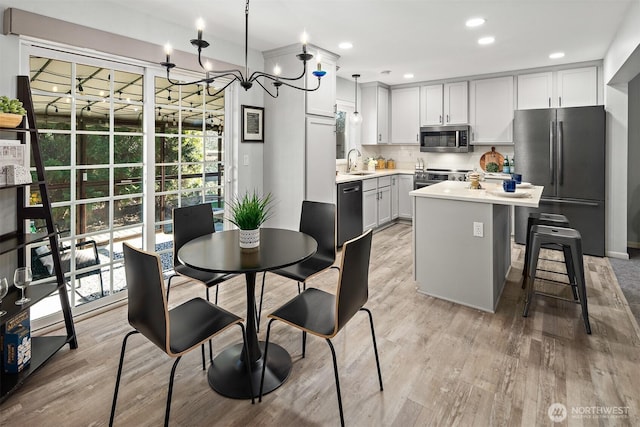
[160,0,326,98]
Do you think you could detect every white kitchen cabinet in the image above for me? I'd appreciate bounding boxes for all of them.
[361,83,390,144]
[391,175,399,219]
[306,50,337,117]
[306,116,337,202]
[517,66,597,109]
[557,66,597,107]
[470,76,514,144]
[362,176,392,231]
[517,72,553,109]
[391,87,420,144]
[421,82,468,126]
[420,84,444,126]
[444,81,468,124]
[398,174,413,219]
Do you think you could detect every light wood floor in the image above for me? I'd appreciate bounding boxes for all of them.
[2,223,639,426]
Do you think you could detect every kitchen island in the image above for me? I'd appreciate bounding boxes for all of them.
[410,181,543,312]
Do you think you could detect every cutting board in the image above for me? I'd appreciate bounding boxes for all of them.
[479,147,504,172]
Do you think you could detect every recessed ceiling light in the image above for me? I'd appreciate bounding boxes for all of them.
[478,36,495,45]
[403,73,414,79]
[549,52,565,59]
[466,17,486,27]
[338,42,353,49]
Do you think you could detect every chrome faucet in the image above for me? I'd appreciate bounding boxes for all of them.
[347,148,361,172]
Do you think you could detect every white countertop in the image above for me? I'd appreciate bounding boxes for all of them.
[409,180,543,207]
[336,169,415,184]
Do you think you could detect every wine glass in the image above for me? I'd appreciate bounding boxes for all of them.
[0,278,8,316]
[14,267,32,305]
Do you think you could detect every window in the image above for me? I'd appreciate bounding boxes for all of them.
[24,46,227,326]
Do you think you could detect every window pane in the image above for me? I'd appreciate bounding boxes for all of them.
[76,101,109,131]
[114,102,142,132]
[114,197,142,227]
[155,194,178,223]
[114,70,143,103]
[77,134,109,165]
[179,83,202,108]
[154,78,175,107]
[115,135,143,164]
[30,57,72,94]
[182,137,203,162]
[182,109,203,134]
[114,167,143,195]
[46,169,71,203]
[155,165,179,192]
[180,191,203,207]
[77,64,110,98]
[155,136,178,163]
[181,163,202,177]
[77,201,110,233]
[35,133,71,167]
[33,94,72,130]
[77,168,110,200]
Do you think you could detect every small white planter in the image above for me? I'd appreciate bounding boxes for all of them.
[239,228,260,248]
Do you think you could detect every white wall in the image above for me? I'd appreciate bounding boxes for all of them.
[628,73,640,246]
[603,0,640,257]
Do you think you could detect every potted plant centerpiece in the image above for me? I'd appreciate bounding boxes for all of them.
[0,96,27,128]
[228,191,274,248]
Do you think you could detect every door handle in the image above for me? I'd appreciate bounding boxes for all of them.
[540,198,600,207]
[558,121,564,186]
[439,115,442,123]
[343,187,360,193]
[549,121,555,185]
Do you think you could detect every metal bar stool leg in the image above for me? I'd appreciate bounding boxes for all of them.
[571,241,592,334]
[562,245,579,301]
[523,233,542,317]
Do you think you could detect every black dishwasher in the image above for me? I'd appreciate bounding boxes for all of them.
[337,180,363,247]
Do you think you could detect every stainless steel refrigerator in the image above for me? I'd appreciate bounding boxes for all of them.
[514,105,605,256]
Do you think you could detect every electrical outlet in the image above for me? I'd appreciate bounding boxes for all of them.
[473,222,484,237]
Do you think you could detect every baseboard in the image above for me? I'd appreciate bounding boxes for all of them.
[627,241,640,249]
[607,250,630,260]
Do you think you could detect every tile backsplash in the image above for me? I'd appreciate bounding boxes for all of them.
[361,144,515,171]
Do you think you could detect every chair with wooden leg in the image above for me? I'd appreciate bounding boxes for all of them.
[109,243,253,427]
[258,230,383,427]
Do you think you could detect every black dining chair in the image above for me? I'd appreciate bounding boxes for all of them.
[110,243,253,427]
[167,203,236,368]
[167,203,235,304]
[257,200,338,330]
[258,230,383,427]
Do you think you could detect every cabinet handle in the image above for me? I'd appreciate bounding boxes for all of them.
[378,134,381,142]
[446,114,449,123]
[559,96,562,107]
[439,115,442,123]
[548,97,551,108]
[416,133,418,142]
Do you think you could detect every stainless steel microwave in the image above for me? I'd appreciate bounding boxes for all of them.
[419,125,472,153]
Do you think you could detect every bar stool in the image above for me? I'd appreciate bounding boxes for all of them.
[522,225,591,334]
[522,213,571,287]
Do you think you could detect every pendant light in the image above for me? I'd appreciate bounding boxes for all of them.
[350,74,362,124]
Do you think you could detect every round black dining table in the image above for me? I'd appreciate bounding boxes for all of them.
[177,227,317,399]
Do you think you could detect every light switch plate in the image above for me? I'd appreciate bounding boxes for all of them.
[243,154,249,166]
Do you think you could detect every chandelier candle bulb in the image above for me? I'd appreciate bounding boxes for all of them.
[196,18,205,40]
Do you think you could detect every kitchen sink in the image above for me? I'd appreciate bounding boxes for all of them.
[348,171,376,175]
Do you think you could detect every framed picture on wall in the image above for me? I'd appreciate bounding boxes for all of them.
[241,105,264,142]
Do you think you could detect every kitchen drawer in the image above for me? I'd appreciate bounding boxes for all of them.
[378,176,392,187]
[363,178,378,192]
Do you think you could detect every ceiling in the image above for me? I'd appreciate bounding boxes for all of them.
[110,0,633,85]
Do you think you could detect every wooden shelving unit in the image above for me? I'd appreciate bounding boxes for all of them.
[0,75,77,404]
